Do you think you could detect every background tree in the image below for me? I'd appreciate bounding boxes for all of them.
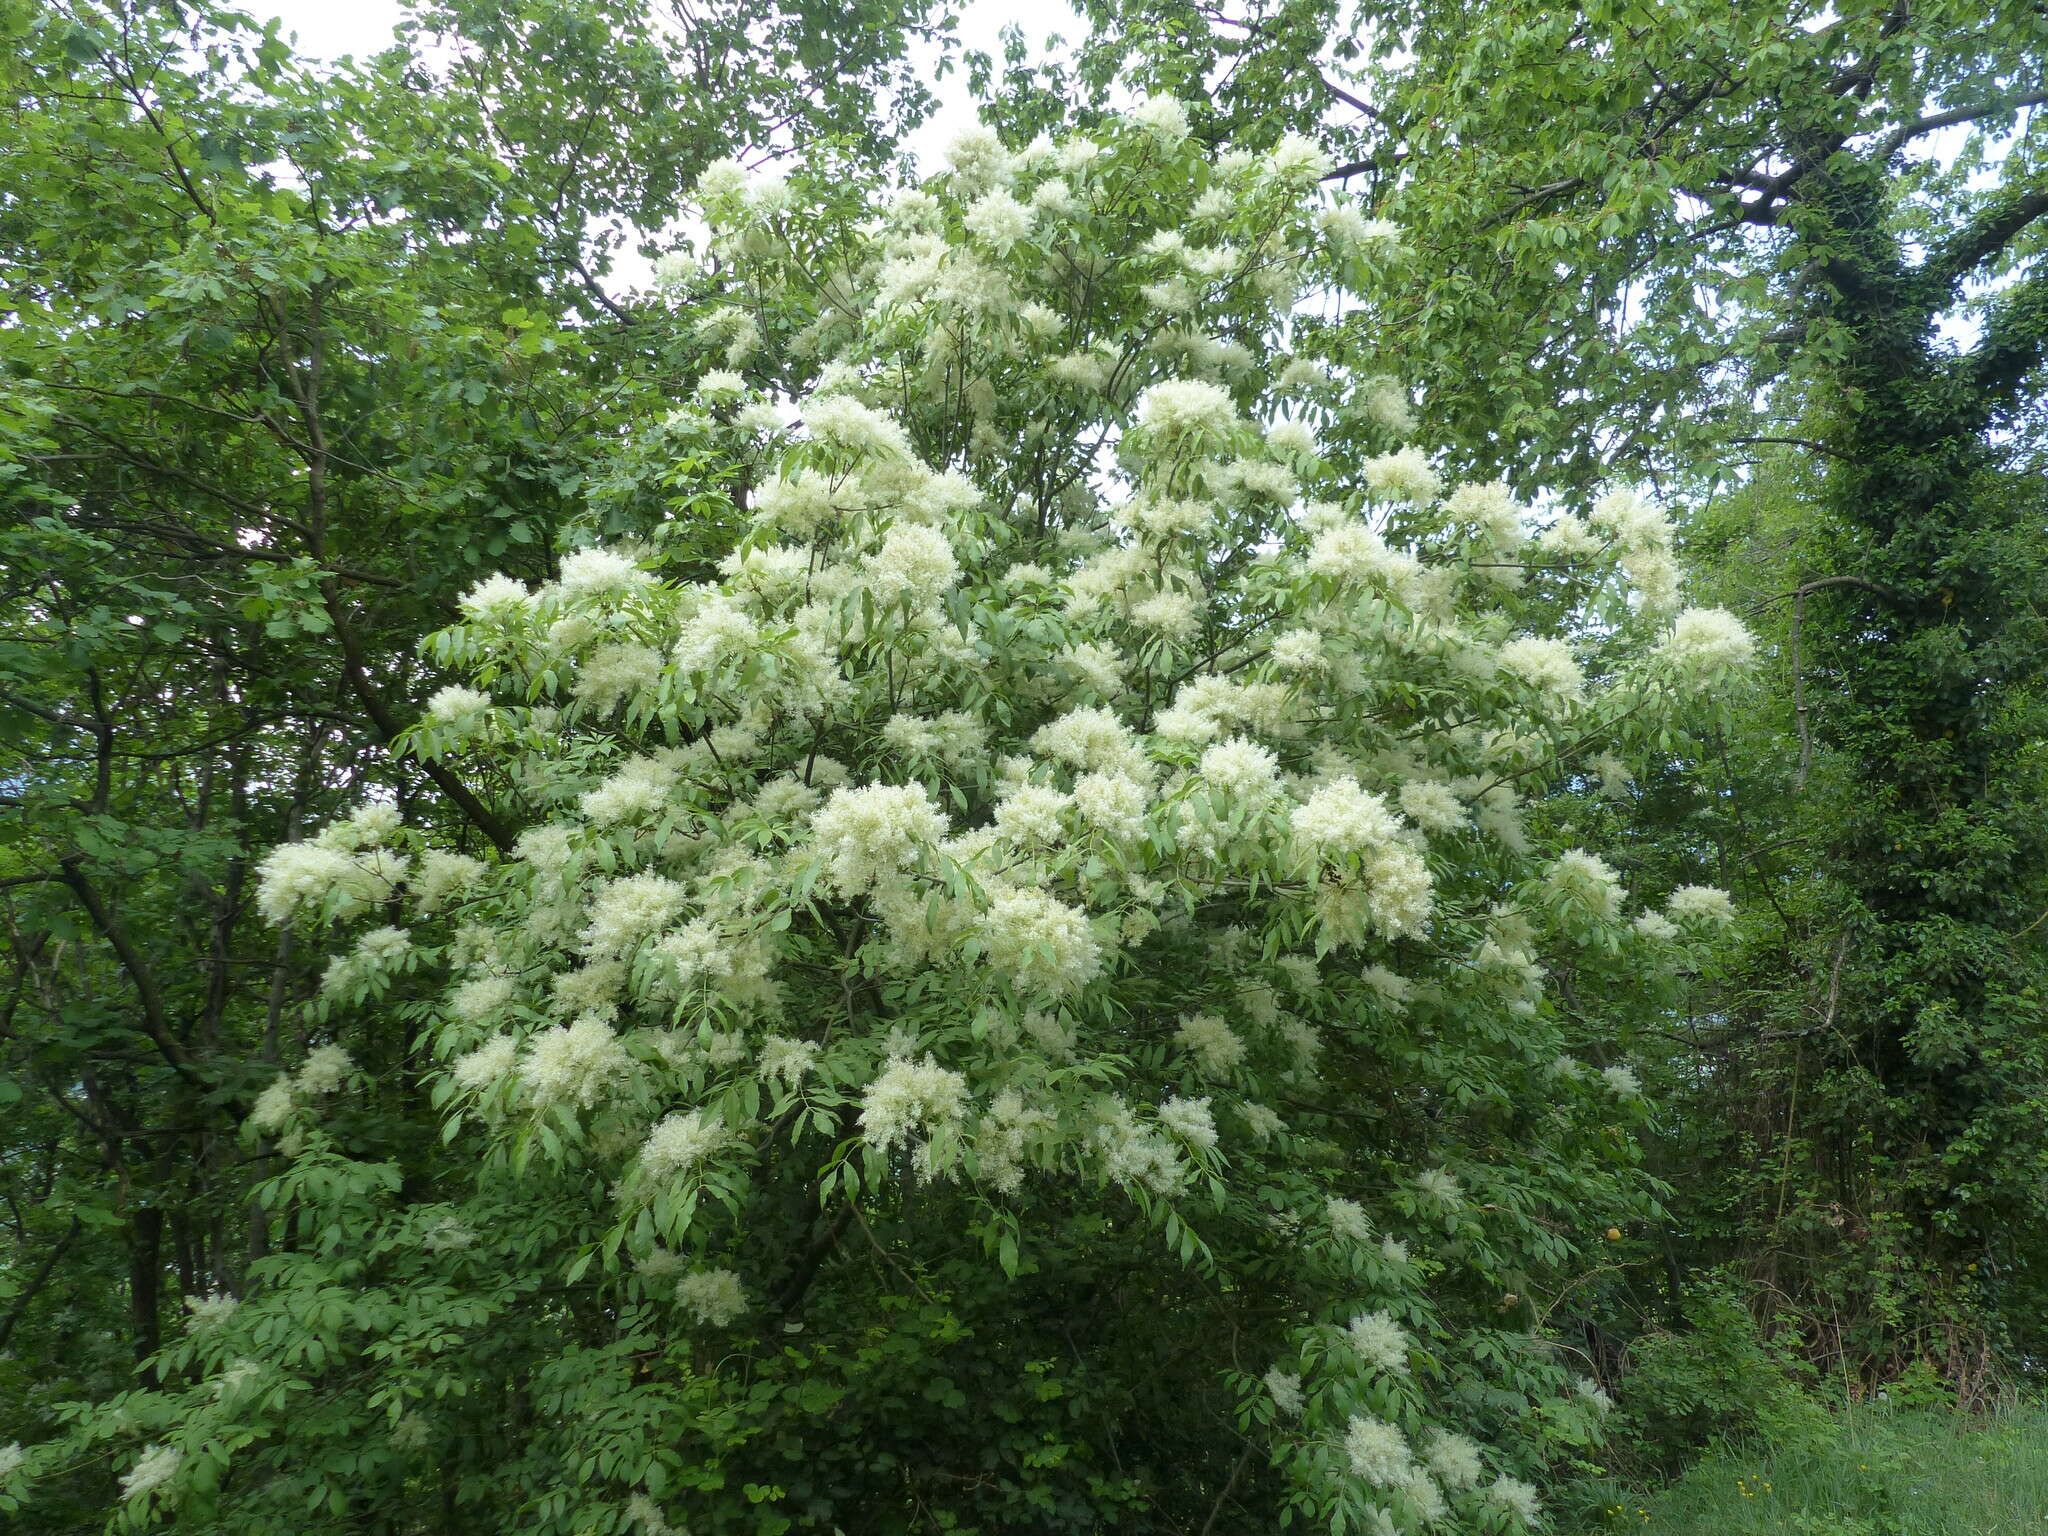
[0,0,942,1518]
[1007,0,2048,1392]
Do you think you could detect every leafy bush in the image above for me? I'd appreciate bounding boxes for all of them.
[1612,1283,1836,1475]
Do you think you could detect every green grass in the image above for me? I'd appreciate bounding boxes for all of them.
[1572,1405,2048,1536]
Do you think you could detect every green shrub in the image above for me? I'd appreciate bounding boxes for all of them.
[1612,1282,1836,1473]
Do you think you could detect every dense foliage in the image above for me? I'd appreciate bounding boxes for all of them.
[0,0,939,1523]
[1014,0,2048,1395]
[3,0,2047,1529]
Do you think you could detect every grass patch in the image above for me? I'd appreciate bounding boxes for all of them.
[1572,1404,2048,1535]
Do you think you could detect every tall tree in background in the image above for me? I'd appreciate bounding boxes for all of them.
[1021,0,2048,1378]
[0,0,941,1513]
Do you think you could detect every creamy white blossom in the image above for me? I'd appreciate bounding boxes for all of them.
[639,1111,729,1182]
[580,872,688,958]
[1485,1475,1543,1524]
[1633,910,1680,941]
[993,784,1072,847]
[1667,884,1737,926]
[1362,446,1442,504]
[255,841,407,925]
[865,522,960,602]
[810,783,949,896]
[1497,636,1585,704]
[182,1290,238,1332]
[426,684,491,725]
[1134,378,1238,445]
[1601,1064,1643,1098]
[1548,849,1626,920]
[1129,93,1191,145]
[1397,780,1467,834]
[120,1444,181,1502]
[1304,521,1421,592]
[1174,1013,1246,1075]
[759,1035,822,1091]
[861,1054,968,1151]
[803,392,915,459]
[295,1044,353,1096]
[519,1016,629,1109]
[1415,1167,1463,1206]
[458,573,533,619]
[556,547,652,600]
[676,1269,748,1327]
[964,188,1035,251]
[248,1076,296,1133]
[1423,1431,1485,1490]
[1326,1197,1374,1243]
[1344,1415,1414,1486]
[1346,1310,1413,1375]
[1266,132,1332,183]
[1359,375,1415,433]
[412,851,487,915]
[1200,737,1282,801]
[1264,1367,1304,1416]
[1157,1095,1218,1149]
[448,973,517,1024]
[1403,1472,1448,1525]
[977,886,1101,997]
[695,369,746,404]
[452,1034,518,1090]
[1290,781,1404,861]
[1660,606,1756,683]
[1360,965,1412,1007]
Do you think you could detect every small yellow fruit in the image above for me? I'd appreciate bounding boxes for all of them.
[1605,1226,1622,1241]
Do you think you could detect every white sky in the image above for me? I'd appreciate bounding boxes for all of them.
[247,0,1082,290]
[247,0,1079,175]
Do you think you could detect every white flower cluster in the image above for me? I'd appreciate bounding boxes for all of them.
[1344,1414,1412,1486]
[1345,1310,1412,1375]
[1659,606,1756,684]
[518,1016,628,1109]
[638,1110,729,1182]
[255,839,407,926]
[976,885,1101,997]
[860,1053,968,1152]
[248,1043,356,1134]
[810,784,949,896]
[182,1290,239,1332]
[120,1444,181,1502]
[1589,486,1682,613]
[676,1268,747,1327]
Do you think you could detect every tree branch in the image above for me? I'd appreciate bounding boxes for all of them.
[1874,90,2048,159]
[1748,575,1891,609]
[57,859,207,1091]
[1967,260,2048,403]
[0,1214,83,1351]
[1926,175,2048,287]
[1725,435,1854,461]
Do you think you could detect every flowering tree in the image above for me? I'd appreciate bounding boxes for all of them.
[22,100,1754,1533]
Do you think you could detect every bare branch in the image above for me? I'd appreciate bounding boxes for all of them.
[1873,90,2048,159]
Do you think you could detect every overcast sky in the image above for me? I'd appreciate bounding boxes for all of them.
[245,0,1080,176]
